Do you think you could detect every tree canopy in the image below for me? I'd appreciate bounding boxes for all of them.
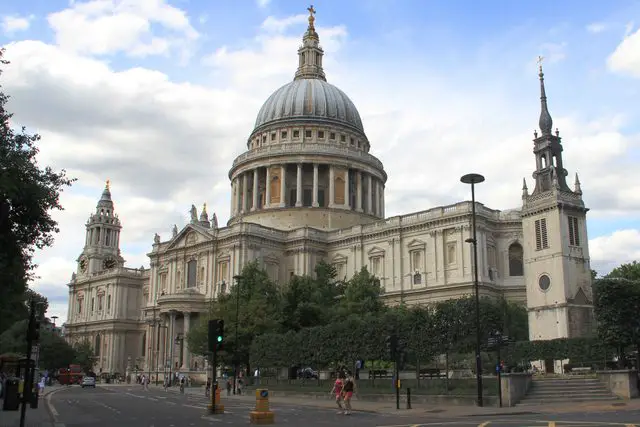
[606,261,640,282]
[0,48,75,333]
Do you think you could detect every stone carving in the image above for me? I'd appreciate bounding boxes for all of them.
[154,233,160,244]
[211,213,218,229]
[190,205,198,222]
[71,272,76,280]
[172,224,178,238]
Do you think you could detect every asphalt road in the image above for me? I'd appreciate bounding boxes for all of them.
[46,385,640,427]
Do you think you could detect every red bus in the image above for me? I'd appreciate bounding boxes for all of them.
[57,364,83,385]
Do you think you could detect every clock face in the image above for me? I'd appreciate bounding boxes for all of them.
[79,257,87,272]
[103,258,116,269]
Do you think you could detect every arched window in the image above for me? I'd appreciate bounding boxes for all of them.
[95,334,101,356]
[508,243,524,276]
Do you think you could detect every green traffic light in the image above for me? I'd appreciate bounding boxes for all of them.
[217,336,223,342]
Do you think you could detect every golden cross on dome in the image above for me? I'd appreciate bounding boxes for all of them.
[537,55,545,72]
[307,5,316,17]
[106,179,110,190]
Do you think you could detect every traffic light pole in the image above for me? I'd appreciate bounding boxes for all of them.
[20,299,36,427]
[395,355,400,410]
[210,349,217,412]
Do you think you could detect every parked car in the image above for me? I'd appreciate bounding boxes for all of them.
[81,376,96,388]
[297,367,319,379]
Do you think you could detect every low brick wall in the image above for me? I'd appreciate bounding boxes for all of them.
[500,373,532,407]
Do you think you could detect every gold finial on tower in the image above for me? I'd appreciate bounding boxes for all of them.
[307,4,316,28]
[202,202,207,212]
[537,55,545,73]
[106,179,110,190]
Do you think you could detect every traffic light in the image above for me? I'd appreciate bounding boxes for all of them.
[31,318,41,342]
[385,334,398,359]
[208,319,224,353]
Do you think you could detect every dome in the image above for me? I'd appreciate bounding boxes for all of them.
[253,78,364,133]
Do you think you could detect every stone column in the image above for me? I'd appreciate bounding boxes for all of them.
[295,163,303,207]
[230,180,235,217]
[279,165,286,207]
[312,163,319,207]
[241,173,248,213]
[252,169,259,211]
[169,311,176,370]
[381,183,385,218]
[265,167,271,208]
[366,174,373,215]
[377,180,382,217]
[344,169,350,209]
[356,171,363,212]
[329,165,335,208]
[181,312,191,370]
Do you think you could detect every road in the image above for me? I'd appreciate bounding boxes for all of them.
[46,385,640,427]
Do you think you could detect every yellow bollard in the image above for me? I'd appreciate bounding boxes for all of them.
[249,389,275,424]
[207,383,225,414]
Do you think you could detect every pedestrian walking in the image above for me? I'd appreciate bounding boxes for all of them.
[330,374,345,414]
[341,375,356,415]
[205,378,211,398]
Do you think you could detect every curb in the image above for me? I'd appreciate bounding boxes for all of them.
[44,387,66,427]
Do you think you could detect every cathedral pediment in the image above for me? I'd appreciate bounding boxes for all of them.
[407,238,427,249]
[367,246,385,256]
[165,224,212,251]
[332,253,347,263]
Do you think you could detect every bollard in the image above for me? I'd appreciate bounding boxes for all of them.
[207,383,225,414]
[249,389,275,424]
[406,387,411,409]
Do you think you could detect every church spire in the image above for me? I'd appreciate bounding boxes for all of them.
[294,5,326,82]
[96,179,114,213]
[537,56,553,136]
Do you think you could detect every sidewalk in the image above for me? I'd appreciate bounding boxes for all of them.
[0,386,62,427]
[148,384,640,418]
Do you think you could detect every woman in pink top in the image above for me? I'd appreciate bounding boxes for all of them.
[329,374,345,413]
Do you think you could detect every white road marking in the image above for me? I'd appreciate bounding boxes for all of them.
[124,392,147,399]
[147,397,159,401]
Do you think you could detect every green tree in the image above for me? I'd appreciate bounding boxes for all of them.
[606,261,640,281]
[591,269,598,280]
[335,267,386,320]
[38,330,76,370]
[73,340,97,373]
[593,277,640,364]
[189,262,281,375]
[280,262,341,331]
[0,49,75,333]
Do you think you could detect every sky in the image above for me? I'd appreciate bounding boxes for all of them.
[1,0,640,325]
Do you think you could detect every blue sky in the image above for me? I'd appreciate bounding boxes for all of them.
[1,0,639,323]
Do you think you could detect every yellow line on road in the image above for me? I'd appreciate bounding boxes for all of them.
[548,423,556,427]
[478,423,491,427]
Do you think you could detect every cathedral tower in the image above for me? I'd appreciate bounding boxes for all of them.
[77,181,125,276]
[521,62,594,341]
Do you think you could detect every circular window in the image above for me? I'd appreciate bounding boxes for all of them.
[538,274,551,291]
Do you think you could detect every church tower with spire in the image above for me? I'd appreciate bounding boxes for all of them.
[77,180,125,276]
[521,62,594,341]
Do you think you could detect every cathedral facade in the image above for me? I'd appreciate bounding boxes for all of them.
[63,11,594,377]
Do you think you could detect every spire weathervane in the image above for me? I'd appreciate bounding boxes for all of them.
[307,5,316,28]
[537,55,544,73]
[106,179,110,190]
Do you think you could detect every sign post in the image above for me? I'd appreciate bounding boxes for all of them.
[488,332,508,408]
[249,389,275,424]
[207,319,224,414]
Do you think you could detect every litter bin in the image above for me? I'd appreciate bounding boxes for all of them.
[2,378,20,411]
[30,388,39,409]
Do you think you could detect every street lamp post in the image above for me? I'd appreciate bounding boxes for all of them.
[460,172,485,407]
[232,274,243,395]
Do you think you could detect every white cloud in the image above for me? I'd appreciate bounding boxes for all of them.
[586,23,607,34]
[3,10,639,324]
[47,0,199,58]
[589,229,640,275]
[256,0,271,8]
[607,27,640,77]
[1,14,34,34]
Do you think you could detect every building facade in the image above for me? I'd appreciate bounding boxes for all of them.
[64,10,594,378]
